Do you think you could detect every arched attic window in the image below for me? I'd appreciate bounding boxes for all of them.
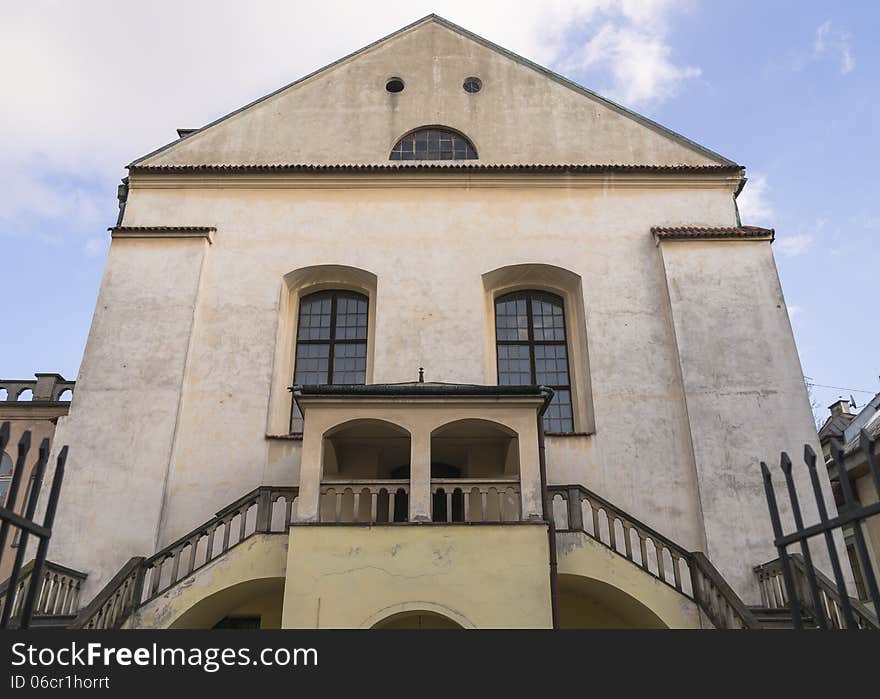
[389,128,477,161]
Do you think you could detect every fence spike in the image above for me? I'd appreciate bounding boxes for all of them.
[760,457,803,629]
[780,451,826,628]
[804,443,856,627]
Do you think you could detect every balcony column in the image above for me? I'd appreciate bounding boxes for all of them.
[409,428,431,522]
[295,427,323,523]
[515,418,544,521]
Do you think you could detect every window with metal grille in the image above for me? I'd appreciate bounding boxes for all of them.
[290,290,368,433]
[495,291,574,433]
[389,128,477,160]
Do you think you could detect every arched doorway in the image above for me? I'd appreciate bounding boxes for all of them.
[557,574,668,629]
[372,611,464,629]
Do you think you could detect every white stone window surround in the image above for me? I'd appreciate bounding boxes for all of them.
[266,264,378,436]
[482,263,596,435]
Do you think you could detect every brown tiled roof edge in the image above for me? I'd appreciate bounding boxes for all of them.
[652,225,775,242]
[128,163,744,174]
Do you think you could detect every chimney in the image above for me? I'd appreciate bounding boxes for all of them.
[828,399,854,418]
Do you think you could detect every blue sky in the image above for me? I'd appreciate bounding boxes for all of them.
[1,1,877,420]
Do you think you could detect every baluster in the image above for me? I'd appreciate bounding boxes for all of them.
[239,506,248,540]
[480,488,488,522]
[672,555,682,590]
[388,491,396,522]
[370,489,378,523]
[334,491,342,523]
[352,491,360,523]
[221,517,231,553]
[185,536,200,577]
[655,541,665,580]
[169,549,181,587]
[607,514,617,550]
[149,561,162,597]
[622,524,633,560]
[205,525,217,563]
[565,488,582,531]
[446,491,453,523]
[464,489,471,522]
[285,497,294,526]
[639,534,649,571]
[591,502,600,541]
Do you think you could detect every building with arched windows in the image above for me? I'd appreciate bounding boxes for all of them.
[14,15,851,629]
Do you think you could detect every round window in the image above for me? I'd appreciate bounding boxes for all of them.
[463,77,482,93]
[385,78,405,93]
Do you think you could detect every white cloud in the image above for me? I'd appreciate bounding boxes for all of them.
[776,233,815,257]
[814,20,854,75]
[737,173,773,225]
[561,3,701,107]
[0,1,701,250]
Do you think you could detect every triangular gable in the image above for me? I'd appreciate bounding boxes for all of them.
[133,15,735,168]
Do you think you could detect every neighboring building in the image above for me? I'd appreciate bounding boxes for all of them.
[14,16,849,628]
[0,374,74,582]
[819,396,880,605]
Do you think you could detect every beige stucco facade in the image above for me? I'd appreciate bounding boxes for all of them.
[24,16,846,629]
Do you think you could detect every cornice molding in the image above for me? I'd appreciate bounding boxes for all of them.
[109,226,216,243]
[128,167,743,192]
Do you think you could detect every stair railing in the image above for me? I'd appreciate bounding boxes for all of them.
[754,554,879,629]
[72,486,298,629]
[550,484,759,629]
[0,560,87,623]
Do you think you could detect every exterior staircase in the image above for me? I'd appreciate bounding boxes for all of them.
[6,483,875,630]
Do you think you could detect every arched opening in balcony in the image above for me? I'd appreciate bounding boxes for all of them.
[429,419,520,522]
[320,419,411,523]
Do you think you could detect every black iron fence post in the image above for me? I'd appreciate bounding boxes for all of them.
[760,431,880,629]
[0,421,69,629]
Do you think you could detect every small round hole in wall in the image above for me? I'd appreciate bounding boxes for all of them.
[385,78,405,93]
[463,77,482,93]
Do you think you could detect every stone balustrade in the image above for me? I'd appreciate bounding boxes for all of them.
[754,554,879,629]
[72,486,298,629]
[0,560,86,622]
[550,484,759,629]
[0,374,75,402]
[430,478,520,522]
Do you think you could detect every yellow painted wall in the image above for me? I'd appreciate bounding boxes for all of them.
[282,523,552,628]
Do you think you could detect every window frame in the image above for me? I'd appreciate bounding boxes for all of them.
[494,290,575,433]
[389,127,478,161]
[0,451,12,507]
[290,289,370,433]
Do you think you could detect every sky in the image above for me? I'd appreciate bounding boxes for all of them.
[1,1,877,421]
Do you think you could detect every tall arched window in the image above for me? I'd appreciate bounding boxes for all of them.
[290,290,369,432]
[0,451,13,506]
[389,128,477,160]
[495,291,573,433]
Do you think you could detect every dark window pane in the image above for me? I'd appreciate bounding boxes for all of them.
[495,290,574,433]
[291,290,369,432]
[390,128,477,160]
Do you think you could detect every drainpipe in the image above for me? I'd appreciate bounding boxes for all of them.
[537,386,559,629]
